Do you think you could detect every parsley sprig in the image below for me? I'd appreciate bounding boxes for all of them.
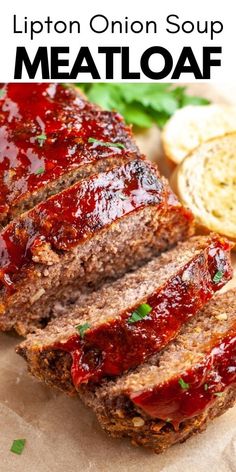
[213,270,224,283]
[10,439,26,455]
[128,303,152,324]
[76,322,91,338]
[178,378,189,390]
[34,166,45,175]
[77,83,209,129]
[36,133,47,147]
[88,137,125,149]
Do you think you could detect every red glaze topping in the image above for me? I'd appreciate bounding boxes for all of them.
[0,160,164,291]
[131,330,236,428]
[0,84,137,217]
[55,238,232,386]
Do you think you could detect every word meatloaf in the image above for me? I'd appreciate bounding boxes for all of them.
[0,83,138,226]
[17,235,233,391]
[79,289,236,453]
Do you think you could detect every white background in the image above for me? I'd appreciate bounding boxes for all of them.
[0,0,235,82]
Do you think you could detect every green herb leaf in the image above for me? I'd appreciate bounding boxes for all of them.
[213,270,224,283]
[178,378,189,390]
[34,166,45,175]
[76,322,91,338]
[122,103,153,128]
[84,83,123,110]
[148,109,170,128]
[128,303,152,324]
[0,88,6,99]
[88,137,125,149]
[76,83,210,130]
[181,95,210,107]
[204,383,209,391]
[10,439,26,455]
[36,133,47,147]
[214,392,224,397]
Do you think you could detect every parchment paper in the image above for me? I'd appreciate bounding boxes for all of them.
[1,84,236,472]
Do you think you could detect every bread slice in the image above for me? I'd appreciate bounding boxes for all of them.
[171,133,236,242]
[17,235,233,390]
[162,105,236,164]
[0,83,138,226]
[79,289,236,453]
[0,159,193,335]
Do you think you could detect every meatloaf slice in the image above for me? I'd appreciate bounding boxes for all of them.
[0,83,138,225]
[17,235,232,390]
[79,289,236,453]
[0,159,193,335]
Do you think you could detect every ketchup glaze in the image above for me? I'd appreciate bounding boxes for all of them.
[55,238,232,386]
[131,330,236,429]
[0,159,164,291]
[0,84,136,217]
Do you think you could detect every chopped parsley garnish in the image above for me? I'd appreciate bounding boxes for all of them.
[214,392,224,397]
[76,322,91,338]
[88,137,125,149]
[36,133,47,147]
[128,303,152,324]
[213,270,224,283]
[178,378,189,390]
[34,166,45,175]
[204,383,209,391]
[0,88,6,99]
[10,439,26,455]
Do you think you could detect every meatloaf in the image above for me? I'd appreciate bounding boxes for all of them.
[79,289,236,453]
[17,235,233,390]
[0,83,138,226]
[0,159,193,335]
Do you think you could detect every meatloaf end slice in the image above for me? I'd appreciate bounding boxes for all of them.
[79,289,236,453]
[0,83,139,226]
[17,235,232,391]
[0,159,193,335]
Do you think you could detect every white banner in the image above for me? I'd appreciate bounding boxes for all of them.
[0,0,235,82]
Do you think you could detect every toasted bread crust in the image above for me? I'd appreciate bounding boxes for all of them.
[170,133,236,244]
[162,105,236,164]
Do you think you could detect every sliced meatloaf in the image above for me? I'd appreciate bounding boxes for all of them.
[17,235,232,389]
[0,83,138,225]
[0,159,193,335]
[79,289,236,453]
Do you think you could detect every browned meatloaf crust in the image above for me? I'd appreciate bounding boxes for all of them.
[17,235,233,391]
[0,83,139,226]
[0,159,193,335]
[79,289,236,453]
